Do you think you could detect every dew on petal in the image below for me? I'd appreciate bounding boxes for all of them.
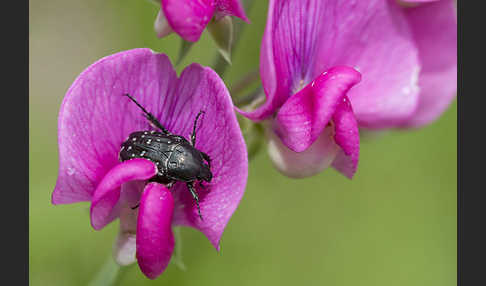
[67,167,76,176]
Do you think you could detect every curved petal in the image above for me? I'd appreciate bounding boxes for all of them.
[331,97,360,179]
[401,0,457,127]
[90,158,157,230]
[266,96,359,179]
[244,0,421,128]
[161,0,215,42]
[215,0,249,22]
[274,66,361,152]
[52,48,177,205]
[156,64,247,250]
[136,183,174,280]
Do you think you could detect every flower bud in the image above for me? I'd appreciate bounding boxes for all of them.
[207,15,234,64]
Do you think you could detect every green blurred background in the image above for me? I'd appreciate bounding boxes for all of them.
[29,0,456,285]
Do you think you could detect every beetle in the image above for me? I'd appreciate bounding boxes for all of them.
[119,93,212,220]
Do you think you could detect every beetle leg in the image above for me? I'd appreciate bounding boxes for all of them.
[201,152,212,169]
[187,183,203,221]
[131,202,140,210]
[124,93,172,135]
[191,110,205,146]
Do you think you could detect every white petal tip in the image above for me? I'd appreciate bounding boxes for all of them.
[154,9,174,38]
[113,231,137,266]
[267,126,340,178]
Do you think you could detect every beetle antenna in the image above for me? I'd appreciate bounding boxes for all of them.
[124,94,172,135]
[191,110,205,146]
[124,93,150,115]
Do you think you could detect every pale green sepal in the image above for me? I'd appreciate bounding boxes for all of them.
[207,16,234,65]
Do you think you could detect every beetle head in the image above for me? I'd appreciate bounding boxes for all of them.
[198,164,212,183]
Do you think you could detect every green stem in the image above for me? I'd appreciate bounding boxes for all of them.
[229,69,260,97]
[212,0,256,77]
[234,86,263,108]
[88,255,132,286]
[171,227,187,270]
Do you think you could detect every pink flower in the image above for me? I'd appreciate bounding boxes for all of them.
[155,0,249,42]
[52,48,248,279]
[239,0,456,178]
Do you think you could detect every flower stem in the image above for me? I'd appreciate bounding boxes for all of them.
[212,0,256,77]
[171,227,187,270]
[229,69,260,97]
[88,254,132,286]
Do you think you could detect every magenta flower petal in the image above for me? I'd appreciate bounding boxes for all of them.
[215,0,249,22]
[53,49,177,205]
[161,0,215,42]
[240,0,319,121]
[331,98,360,179]
[90,159,157,230]
[312,0,421,128]
[401,0,457,127]
[236,0,280,121]
[274,67,361,153]
[164,65,248,250]
[136,183,175,279]
[53,48,247,257]
[244,0,421,128]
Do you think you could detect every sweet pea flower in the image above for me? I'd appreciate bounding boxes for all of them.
[52,48,248,279]
[154,0,249,42]
[240,0,456,178]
